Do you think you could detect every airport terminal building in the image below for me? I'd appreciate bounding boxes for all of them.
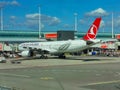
[0,30,117,42]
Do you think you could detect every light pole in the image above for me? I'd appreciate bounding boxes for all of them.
[38,6,41,38]
[74,13,78,32]
[0,7,3,30]
[112,12,114,38]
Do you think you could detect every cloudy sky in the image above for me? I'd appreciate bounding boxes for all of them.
[0,0,120,33]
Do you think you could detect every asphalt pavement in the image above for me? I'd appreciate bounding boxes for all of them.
[0,56,120,90]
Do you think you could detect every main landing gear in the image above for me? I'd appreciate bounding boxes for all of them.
[40,54,48,59]
[58,53,66,59]
[39,51,48,59]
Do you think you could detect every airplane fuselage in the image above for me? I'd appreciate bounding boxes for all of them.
[19,40,87,54]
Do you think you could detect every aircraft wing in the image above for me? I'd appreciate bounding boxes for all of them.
[58,42,71,51]
[86,39,102,45]
[81,39,102,50]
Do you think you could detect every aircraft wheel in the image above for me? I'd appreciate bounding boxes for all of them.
[58,55,66,59]
[40,55,48,59]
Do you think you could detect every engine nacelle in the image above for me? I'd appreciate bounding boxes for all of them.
[21,50,33,57]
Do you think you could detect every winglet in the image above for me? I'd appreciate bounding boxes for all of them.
[83,17,102,41]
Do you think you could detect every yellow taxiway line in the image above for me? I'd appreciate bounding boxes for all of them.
[86,80,120,86]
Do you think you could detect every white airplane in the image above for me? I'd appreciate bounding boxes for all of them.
[18,17,102,59]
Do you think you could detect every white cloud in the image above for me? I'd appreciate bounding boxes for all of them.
[26,13,39,19]
[25,19,44,29]
[63,24,73,28]
[0,0,20,7]
[100,20,105,28]
[10,0,20,6]
[25,13,43,29]
[10,16,16,20]
[48,17,61,26]
[26,13,61,26]
[85,8,109,17]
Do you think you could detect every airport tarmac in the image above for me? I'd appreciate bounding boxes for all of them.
[0,56,120,90]
[0,56,119,69]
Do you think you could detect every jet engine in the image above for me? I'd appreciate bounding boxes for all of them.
[21,50,34,57]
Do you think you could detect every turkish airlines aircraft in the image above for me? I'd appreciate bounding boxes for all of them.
[18,17,102,59]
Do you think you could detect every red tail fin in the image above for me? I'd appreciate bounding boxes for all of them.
[83,17,102,40]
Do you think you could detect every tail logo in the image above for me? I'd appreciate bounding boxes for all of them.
[87,24,97,40]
